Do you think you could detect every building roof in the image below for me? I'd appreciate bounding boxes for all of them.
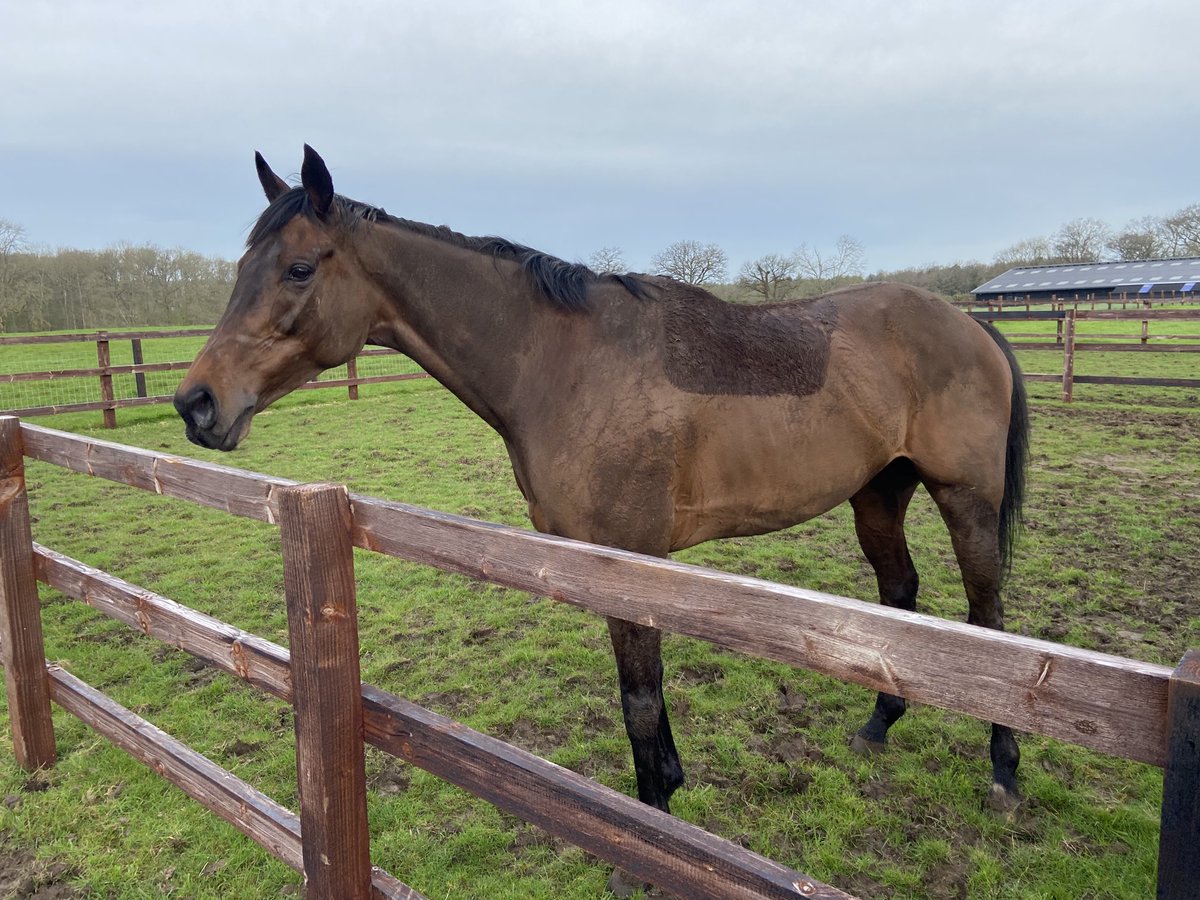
[972,257,1200,295]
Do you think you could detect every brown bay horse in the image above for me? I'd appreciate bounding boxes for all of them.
[175,146,1030,826]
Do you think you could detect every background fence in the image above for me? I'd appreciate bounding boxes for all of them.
[0,329,428,427]
[954,292,1198,313]
[968,308,1200,401]
[3,418,1199,897]
[6,305,1200,429]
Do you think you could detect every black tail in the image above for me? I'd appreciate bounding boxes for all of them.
[977,320,1030,580]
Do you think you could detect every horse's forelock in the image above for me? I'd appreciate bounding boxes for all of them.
[246,187,312,249]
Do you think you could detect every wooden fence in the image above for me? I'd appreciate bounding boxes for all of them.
[2,417,1199,897]
[0,329,428,428]
[971,308,1200,401]
[956,293,1197,313]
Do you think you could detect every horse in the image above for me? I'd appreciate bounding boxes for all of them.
[175,146,1031,838]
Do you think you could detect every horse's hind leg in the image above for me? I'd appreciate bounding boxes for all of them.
[606,617,685,812]
[925,481,1022,812]
[849,459,921,753]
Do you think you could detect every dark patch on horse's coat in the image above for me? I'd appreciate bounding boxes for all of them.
[663,290,837,397]
[247,187,649,312]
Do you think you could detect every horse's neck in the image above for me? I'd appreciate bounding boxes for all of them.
[359,226,550,437]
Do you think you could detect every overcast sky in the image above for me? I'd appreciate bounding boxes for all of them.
[3,1,1197,275]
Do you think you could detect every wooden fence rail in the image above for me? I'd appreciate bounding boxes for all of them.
[3,418,1199,897]
[0,329,429,427]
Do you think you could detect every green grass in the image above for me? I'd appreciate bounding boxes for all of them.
[2,361,1199,897]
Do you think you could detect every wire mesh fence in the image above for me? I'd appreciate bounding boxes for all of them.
[0,331,426,421]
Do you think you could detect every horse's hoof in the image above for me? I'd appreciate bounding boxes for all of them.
[606,867,649,898]
[849,733,887,755]
[987,782,1023,816]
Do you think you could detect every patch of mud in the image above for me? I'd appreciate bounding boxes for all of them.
[416,689,473,717]
[1033,403,1200,438]
[367,760,412,797]
[0,840,83,899]
[1020,403,1200,662]
[491,718,570,758]
[673,662,725,685]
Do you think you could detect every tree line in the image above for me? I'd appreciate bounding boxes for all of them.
[596,202,1200,303]
[2,200,1197,332]
[0,219,234,332]
[591,235,868,302]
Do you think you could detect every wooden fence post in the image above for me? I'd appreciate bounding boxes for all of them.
[0,416,56,770]
[1157,649,1200,900]
[96,332,116,429]
[1061,308,1077,403]
[278,483,372,900]
[131,339,148,398]
[346,357,360,401]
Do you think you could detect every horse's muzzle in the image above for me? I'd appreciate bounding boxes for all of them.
[174,385,252,451]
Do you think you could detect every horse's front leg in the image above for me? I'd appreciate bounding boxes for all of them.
[607,616,684,812]
[604,616,685,897]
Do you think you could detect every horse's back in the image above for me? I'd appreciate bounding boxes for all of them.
[656,282,1015,548]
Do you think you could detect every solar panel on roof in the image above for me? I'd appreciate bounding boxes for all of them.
[970,257,1200,294]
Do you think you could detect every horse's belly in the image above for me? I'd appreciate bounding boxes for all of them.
[668,401,890,550]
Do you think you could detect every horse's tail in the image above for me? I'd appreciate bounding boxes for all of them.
[977,319,1030,581]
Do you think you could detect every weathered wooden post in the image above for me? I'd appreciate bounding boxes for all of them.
[346,357,360,401]
[1157,649,1200,900]
[131,338,148,398]
[278,483,372,900]
[1061,308,1077,403]
[96,332,116,429]
[0,416,56,770]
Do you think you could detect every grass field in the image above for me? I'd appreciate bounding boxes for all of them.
[2,326,1199,898]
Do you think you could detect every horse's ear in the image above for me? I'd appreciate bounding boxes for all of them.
[255,151,290,202]
[301,145,334,217]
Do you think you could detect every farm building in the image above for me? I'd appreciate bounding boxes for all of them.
[972,257,1200,304]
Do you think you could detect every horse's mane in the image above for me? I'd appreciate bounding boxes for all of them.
[247,187,648,311]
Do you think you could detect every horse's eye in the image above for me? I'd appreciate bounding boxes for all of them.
[287,263,314,282]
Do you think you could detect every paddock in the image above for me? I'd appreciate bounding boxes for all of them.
[2,407,1198,898]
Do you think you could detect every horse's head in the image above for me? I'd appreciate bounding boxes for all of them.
[175,146,381,450]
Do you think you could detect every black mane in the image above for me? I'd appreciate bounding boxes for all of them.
[247,187,647,311]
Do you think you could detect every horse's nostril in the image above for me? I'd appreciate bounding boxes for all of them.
[178,386,217,431]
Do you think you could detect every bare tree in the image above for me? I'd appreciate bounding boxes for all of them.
[794,235,865,283]
[993,236,1054,267]
[1160,203,1200,257]
[1107,216,1165,261]
[651,240,728,285]
[587,246,627,274]
[0,219,29,330]
[737,253,797,301]
[1052,218,1111,263]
